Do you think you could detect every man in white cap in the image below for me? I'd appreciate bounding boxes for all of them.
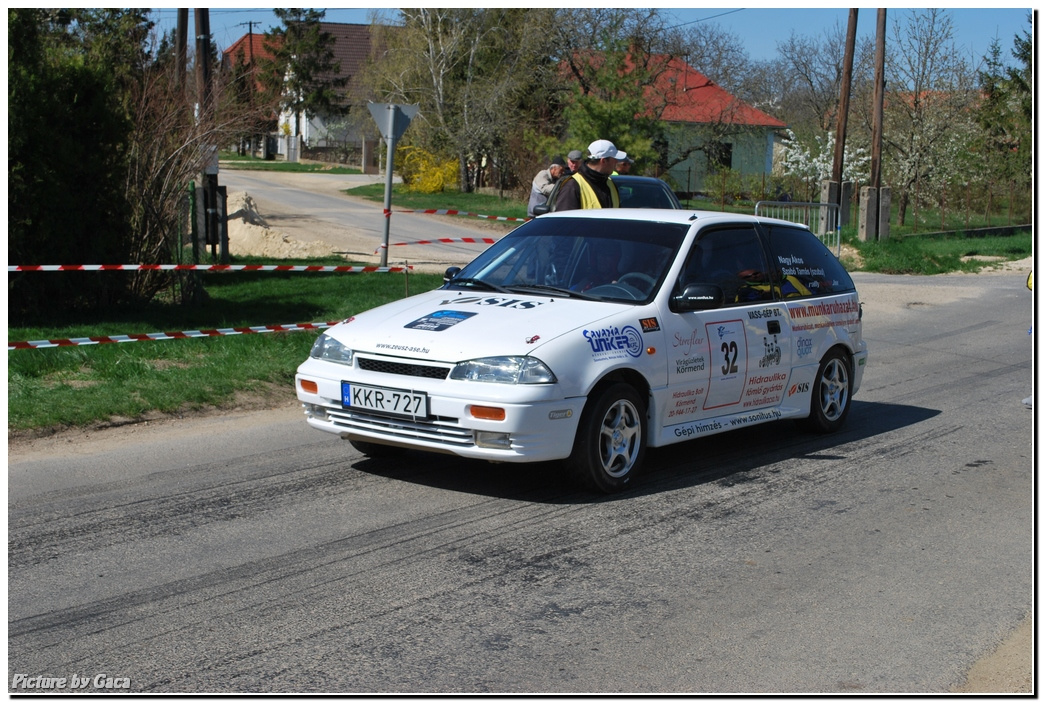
[553,139,625,211]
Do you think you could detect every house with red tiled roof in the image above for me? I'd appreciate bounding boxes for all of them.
[564,51,786,194]
[223,30,278,69]
[223,23,380,157]
[650,57,787,195]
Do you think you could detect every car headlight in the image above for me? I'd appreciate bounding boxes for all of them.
[449,356,557,384]
[309,333,354,365]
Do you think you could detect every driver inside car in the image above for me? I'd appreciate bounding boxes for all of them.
[571,242,621,291]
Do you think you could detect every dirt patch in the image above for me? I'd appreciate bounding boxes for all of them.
[951,614,1033,693]
[226,192,338,259]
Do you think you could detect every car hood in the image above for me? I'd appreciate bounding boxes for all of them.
[324,288,626,362]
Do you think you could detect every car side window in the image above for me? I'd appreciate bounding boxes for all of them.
[762,225,856,297]
[677,227,773,305]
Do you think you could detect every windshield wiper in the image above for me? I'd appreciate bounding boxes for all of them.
[503,284,593,300]
[447,277,509,293]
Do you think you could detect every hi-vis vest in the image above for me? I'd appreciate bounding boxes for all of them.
[571,173,620,209]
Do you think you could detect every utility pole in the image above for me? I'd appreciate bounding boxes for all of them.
[175,9,188,93]
[195,8,227,262]
[860,9,888,242]
[831,9,857,183]
[870,9,886,191]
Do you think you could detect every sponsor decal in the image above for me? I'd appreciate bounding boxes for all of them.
[759,334,782,368]
[715,324,736,340]
[742,371,788,407]
[672,328,705,356]
[440,296,544,310]
[747,307,782,320]
[640,317,661,333]
[674,355,706,375]
[526,335,541,344]
[666,386,705,419]
[788,297,860,332]
[583,324,644,361]
[673,408,783,437]
[375,343,431,354]
[788,381,810,397]
[796,336,814,358]
[548,409,573,420]
[404,310,477,331]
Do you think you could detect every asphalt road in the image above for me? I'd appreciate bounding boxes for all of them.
[8,269,1034,693]
[220,170,502,267]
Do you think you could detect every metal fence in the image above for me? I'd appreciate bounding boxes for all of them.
[755,201,841,258]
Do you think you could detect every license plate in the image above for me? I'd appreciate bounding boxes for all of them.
[342,382,428,418]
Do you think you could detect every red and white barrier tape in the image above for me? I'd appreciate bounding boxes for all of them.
[374,237,498,253]
[8,264,411,273]
[9,321,340,350]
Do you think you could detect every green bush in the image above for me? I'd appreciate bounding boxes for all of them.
[8,10,134,320]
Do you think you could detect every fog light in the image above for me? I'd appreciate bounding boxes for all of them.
[474,431,511,449]
[470,405,506,421]
[304,403,328,420]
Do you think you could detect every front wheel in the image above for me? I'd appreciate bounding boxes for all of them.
[567,383,646,493]
[803,348,852,433]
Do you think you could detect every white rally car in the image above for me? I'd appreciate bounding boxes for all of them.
[296,209,867,492]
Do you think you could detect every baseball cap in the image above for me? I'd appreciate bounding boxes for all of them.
[587,139,622,160]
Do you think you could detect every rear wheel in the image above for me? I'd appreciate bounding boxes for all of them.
[803,348,852,433]
[567,383,646,493]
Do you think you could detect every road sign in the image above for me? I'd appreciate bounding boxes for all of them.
[368,103,419,142]
[367,103,420,266]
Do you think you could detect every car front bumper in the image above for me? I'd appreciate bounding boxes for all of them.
[296,359,583,463]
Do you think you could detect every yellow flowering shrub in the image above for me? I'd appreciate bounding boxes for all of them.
[398,146,459,193]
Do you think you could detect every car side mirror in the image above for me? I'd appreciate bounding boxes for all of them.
[532,204,549,217]
[670,283,724,312]
[443,266,462,284]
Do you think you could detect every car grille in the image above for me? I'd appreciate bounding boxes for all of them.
[358,357,451,379]
[322,406,474,447]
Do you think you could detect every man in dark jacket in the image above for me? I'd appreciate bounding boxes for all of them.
[554,140,625,212]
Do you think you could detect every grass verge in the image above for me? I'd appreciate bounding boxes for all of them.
[8,259,443,434]
[845,229,1032,275]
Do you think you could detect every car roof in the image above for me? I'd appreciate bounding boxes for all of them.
[610,175,668,184]
[536,207,811,230]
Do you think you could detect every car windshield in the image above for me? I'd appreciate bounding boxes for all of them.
[447,217,689,304]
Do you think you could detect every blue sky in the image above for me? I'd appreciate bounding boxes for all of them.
[151,7,1033,65]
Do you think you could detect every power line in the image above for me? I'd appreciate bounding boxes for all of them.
[666,8,746,29]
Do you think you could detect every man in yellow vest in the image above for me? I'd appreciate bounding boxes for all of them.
[554,139,624,211]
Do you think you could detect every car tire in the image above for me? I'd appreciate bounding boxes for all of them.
[567,383,646,493]
[803,348,852,433]
[349,439,406,459]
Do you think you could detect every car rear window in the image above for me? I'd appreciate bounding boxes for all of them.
[761,224,856,296]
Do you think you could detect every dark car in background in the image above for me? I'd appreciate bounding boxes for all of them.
[532,175,683,216]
